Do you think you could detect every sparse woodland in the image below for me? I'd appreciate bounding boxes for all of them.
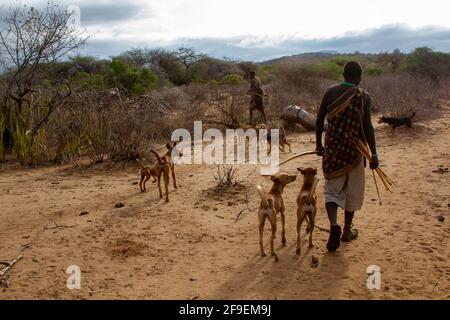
[1,3,450,166]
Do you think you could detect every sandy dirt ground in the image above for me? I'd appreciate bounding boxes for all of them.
[1,107,449,300]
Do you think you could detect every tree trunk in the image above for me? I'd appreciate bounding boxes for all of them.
[280,105,324,131]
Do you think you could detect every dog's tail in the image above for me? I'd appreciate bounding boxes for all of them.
[311,177,319,197]
[256,185,272,208]
[151,150,165,165]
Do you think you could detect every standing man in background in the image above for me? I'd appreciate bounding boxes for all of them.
[247,70,267,124]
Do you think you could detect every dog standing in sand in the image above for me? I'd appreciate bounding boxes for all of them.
[242,124,291,153]
[137,159,159,192]
[256,173,297,260]
[139,142,181,202]
[378,110,416,134]
[261,124,292,153]
[296,168,319,255]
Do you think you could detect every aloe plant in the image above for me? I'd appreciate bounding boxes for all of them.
[10,115,34,164]
[0,113,4,161]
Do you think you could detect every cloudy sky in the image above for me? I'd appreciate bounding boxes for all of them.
[1,0,450,61]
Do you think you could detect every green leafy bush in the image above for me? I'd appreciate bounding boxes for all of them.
[220,74,244,85]
[208,80,220,86]
[105,59,158,96]
[70,72,106,91]
[404,47,450,81]
[367,66,384,76]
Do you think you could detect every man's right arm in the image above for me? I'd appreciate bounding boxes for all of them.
[315,94,327,155]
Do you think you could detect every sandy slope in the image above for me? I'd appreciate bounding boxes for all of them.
[0,107,449,300]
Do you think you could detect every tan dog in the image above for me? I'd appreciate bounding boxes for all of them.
[296,167,319,255]
[256,173,297,260]
[259,124,291,153]
[238,124,291,154]
[149,142,181,202]
[137,159,158,192]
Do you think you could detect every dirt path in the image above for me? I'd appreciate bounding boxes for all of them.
[1,108,449,300]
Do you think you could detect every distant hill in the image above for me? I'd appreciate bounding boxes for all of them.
[262,51,340,64]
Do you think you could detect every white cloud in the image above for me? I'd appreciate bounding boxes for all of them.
[1,0,450,59]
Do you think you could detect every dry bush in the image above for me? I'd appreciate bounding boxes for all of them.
[48,92,115,163]
[213,164,239,187]
[41,82,243,165]
[362,74,448,120]
[206,85,249,128]
[45,90,173,163]
[266,62,334,116]
[265,79,332,117]
[42,84,210,164]
[150,85,207,137]
[183,83,211,103]
[151,86,189,109]
[106,105,151,162]
[212,164,253,188]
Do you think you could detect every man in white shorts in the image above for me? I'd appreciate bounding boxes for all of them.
[315,61,379,252]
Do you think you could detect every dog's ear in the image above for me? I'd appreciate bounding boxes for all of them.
[270,176,281,183]
[166,143,172,150]
[297,168,305,174]
[313,168,318,176]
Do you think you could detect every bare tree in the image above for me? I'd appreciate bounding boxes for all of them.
[0,2,88,130]
[118,48,151,67]
[380,49,405,73]
[175,47,206,73]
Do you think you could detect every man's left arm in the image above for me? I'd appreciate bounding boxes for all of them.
[315,94,327,156]
[362,94,379,169]
[247,79,258,95]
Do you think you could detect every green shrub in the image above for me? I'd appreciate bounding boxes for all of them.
[208,80,220,86]
[330,56,352,67]
[106,59,158,96]
[367,66,384,76]
[257,65,275,83]
[220,74,244,85]
[70,72,106,91]
[404,47,450,81]
[314,60,343,80]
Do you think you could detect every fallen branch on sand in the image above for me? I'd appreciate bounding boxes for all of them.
[432,167,449,174]
[39,213,78,230]
[234,191,258,222]
[0,255,23,277]
[315,225,330,233]
[21,242,33,250]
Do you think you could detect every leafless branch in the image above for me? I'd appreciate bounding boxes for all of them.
[0,2,88,114]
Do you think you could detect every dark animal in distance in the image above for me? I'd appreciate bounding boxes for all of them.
[378,110,416,134]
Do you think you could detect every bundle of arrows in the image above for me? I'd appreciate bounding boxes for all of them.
[352,138,396,206]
